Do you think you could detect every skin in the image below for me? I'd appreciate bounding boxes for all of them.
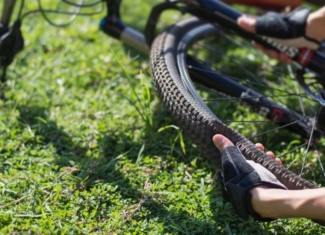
[236,6,325,64]
[213,134,325,221]
[211,7,325,222]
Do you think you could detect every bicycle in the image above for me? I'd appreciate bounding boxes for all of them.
[1,0,325,226]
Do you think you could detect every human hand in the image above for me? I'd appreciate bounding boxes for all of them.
[237,7,322,64]
[213,134,287,221]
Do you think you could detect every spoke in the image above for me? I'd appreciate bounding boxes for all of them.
[223,120,275,123]
[191,65,313,100]
[313,144,325,180]
[247,116,313,140]
[288,65,306,116]
[188,24,325,185]
[199,90,310,106]
[195,39,289,75]
[279,142,308,161]
[300,116,317,176]
[202,93,310,102]
[217,31,263,79]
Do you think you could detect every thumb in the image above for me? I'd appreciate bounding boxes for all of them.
[237,15,256,33]
[213,134,234,152]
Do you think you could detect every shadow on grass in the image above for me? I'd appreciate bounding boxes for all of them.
[17,105,87,166]
[16,104,223,233]
[16,104,297,234]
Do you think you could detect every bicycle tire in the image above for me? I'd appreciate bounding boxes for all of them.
[149,17,319,190]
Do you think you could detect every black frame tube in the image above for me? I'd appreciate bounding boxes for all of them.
[105,0,122,18]
[102,0,325,76]
[187,56,321,139]
[1,0,17,26]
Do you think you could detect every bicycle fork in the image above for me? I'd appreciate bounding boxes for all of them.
[100,0,149,55]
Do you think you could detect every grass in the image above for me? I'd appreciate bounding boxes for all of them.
[0,0,325,234]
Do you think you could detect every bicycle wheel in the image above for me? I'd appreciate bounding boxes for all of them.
[150,17,325,190]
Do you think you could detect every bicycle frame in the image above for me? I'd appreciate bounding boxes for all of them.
[100,0,325,75]
[0,0,16,26]
[100,0,149,54]
[100,0,325,139]
[2,0,325,74]
[1,0,325,138]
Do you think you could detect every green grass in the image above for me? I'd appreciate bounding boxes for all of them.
[0,0,325,234]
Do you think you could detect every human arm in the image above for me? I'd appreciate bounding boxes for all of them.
[237,6,325,63]
[305,7,325,42]
[213,134,325,221]
[250,187,325,220]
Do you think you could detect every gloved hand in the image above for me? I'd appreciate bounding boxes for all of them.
[213,135,287,221]
[254,7,320,50]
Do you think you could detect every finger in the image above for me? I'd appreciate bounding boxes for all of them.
[265,151,283,165]
[237,15,256,33]
[266,151,275,159]
[276,158,283,165]
[255,143,264,151]
[213,134,234,152]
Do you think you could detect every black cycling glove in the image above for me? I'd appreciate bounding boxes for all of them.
[255,7,320,50]
[218,146,287,222]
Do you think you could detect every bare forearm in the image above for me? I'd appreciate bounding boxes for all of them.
[307,6,325,42]
[250,187,325,220]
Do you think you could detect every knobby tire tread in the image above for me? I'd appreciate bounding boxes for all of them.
[149,17,317,190]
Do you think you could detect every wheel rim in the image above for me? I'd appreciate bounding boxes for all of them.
[176,22,325,185]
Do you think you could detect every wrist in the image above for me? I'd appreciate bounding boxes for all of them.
[250,187,294,219]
